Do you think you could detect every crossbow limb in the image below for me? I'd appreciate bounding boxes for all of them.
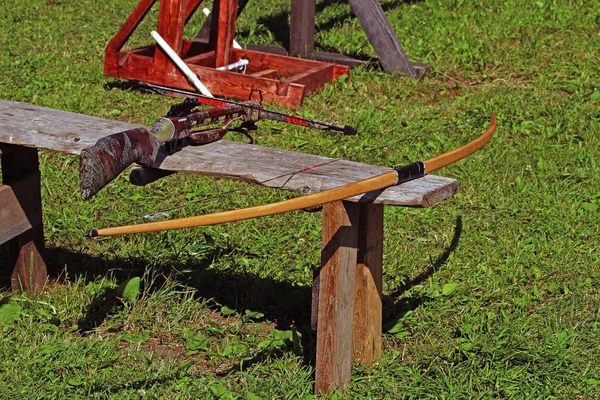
[85,113,496,237]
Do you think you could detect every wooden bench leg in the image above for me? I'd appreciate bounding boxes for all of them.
[353,203,383,363]
[313,201,384,394]
[314,200,359,394]
[0,144,47,292]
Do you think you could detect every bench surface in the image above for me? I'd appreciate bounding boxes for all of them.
[0,99,458,206]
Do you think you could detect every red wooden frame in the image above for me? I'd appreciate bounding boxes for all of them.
[104,0,349,108]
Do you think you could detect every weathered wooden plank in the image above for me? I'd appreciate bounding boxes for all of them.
[353,203,383,364]
[315,200,359,394]
[0,99,459,207]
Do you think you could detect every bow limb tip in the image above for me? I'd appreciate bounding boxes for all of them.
[342,125,358,135]
[84,229,99,238]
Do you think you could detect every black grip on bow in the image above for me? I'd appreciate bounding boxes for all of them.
[393,161,426,185]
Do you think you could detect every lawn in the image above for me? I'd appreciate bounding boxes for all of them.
[1,0,599,398]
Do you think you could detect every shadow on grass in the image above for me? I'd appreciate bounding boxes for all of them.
[383,216,463,331]
[0,214,461,380]
[42,243,317,364]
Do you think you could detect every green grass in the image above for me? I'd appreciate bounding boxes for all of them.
[1,0,599,398]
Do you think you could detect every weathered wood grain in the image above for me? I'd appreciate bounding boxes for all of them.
[0,99,459,207]
[0,174,42,244]
[347,0,429,77]
[0,144,47,292]
[290,0,315,57]
[315,200,359,394]
[353,203,383,364]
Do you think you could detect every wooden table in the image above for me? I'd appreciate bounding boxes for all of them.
[0,99,458,393]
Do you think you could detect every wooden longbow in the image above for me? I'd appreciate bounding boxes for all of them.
[85,113,496,238]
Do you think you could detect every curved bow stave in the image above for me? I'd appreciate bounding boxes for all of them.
[85,113,496,238]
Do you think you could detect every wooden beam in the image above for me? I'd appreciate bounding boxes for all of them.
[283,64,335,94]
[347,0,425,77]
[249,68,278,79]
[155,0,187,74]
[211,0,238,68]
[290,0,315,57]
[194,0,249,43]
[353,203,383,363]
[0,144,47,292]
[106,0,157,52]
[315,200,359,394]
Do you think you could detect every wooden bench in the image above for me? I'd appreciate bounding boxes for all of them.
[0,99,458,393]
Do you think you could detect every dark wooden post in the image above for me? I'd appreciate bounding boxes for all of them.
[0,144,47,292]
[314,200,359,394]
[290,0,315,57]
[353,203,383,363]
[313,201,384,393]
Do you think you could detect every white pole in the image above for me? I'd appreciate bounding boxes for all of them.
[151,31,214,97]
[216,59,249,71]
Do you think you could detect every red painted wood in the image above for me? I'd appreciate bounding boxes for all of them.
[234,48,346,78]
[155,0,187,74]
[284,64,334,94]
[353,203,383,364]
[184,50,216,67]
[249,69,278,79]
[103,0,350,108]
[210,0,238,68]
[184,0,203,23]
[106,0,157,52]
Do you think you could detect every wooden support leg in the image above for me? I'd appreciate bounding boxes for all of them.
[353,203,383,363]
[290,0,315,57]
[314,200,359,394]
[0,144,47,292]
[155,0,187,75]
[210,0,238,67]
[347,0,430,77]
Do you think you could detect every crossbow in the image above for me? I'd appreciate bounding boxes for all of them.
[84,113,496,237]
[79,88,357,200]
